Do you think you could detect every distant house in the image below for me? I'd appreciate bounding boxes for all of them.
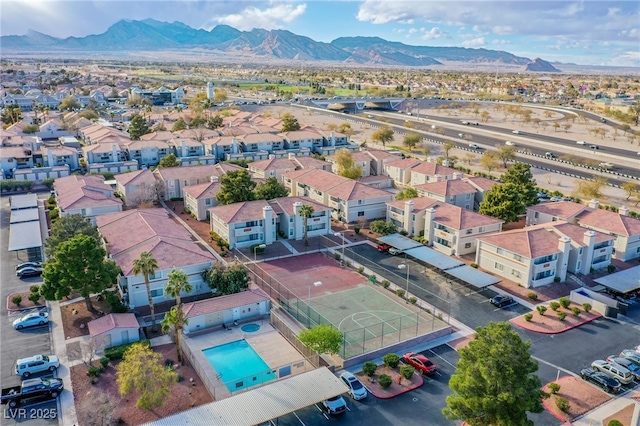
[183,177,222,221]
[209,196,330,249]
[41,145,80,170]
[383,158,422,186]
[153,164,219,200]
[248,154,329,181]
[88,313,140,350]
[182,288,271,334]
[415,176,497,211]
[124,139,172,167]
[114,169,159,207]
[410,162,460,186]
[96,208,215,309]
[280,130,324,151]
[54,174,122,221]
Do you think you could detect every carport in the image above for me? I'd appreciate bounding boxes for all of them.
[444,265,501,288]
[143,367,349,426]
[593,265,640,295]
[8,194,45,260]
[377,233,423,251]
[405,246,465,270]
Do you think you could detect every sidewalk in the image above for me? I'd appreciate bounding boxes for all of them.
[571,394,640,426]
[49,300,78,426]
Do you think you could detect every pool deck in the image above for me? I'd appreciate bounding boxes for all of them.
[183,321,314,401]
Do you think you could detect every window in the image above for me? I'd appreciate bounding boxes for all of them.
[534,270,554,280]
[534,212,539,219]
[150,289,163,298]
[464,243,472,249]
[205,198,212,206]
[494,262,504,271]
[579,247,583,255]
[466,193,471,199]
[511,270,521,278]
[513,254,523,262]
[497,248,505,255]
[357,211,364,217]
[466,229,473,235]
[358,199,364,205]
[478,227,484,232]
[552,216,558,222]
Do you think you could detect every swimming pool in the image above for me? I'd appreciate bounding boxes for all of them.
[202,340,276,392]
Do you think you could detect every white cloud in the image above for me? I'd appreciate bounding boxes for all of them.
[420,27,447,40]
[408,28,417,35]
[461,37,484,48]
[212,3,307,31]
[492,39,512,45]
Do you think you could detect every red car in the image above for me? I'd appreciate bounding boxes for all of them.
[403,352,437,375]
[377,243,391,252]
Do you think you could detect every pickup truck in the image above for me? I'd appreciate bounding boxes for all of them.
[1,378,63,408]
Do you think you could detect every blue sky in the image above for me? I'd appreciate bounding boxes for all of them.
[1,1,639,67]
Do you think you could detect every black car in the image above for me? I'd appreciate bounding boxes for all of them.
[16,261,42,271]
[16,267,44,278]
[489,295,514,308]
[580,368,621,393]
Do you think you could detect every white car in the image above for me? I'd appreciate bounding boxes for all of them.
[591,360,634,385]
[340,371,368,400]
[469,143,481,150]
[505,141,516,146]
[15,354,60,378]
[576,140,586,145]
[322,395,347,415]
[512,130,522,135]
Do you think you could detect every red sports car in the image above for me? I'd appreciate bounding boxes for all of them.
[403,352,437,375]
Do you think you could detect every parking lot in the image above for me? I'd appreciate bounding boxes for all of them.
[1,195,58,424]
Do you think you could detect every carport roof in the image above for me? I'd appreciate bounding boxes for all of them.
[10,208,39,224]
[444,265,501,288]
[9,194,38,210]
[143,367,349,426]
[593,266,640,294]
[405,246,465,270]
[377,233,423,251]
[8,221,42,251]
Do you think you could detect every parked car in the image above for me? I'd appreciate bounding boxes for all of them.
[505,141,516,146]
[388,247,403,256]
[576,140,586,145]
[606,356,640,379]
[402,352,437,375]
[580,368,622,393]
[16,267,43,278]
[339,372,367,400]
[590,144,599,150]
[15,354,60,378]
[15,261,42,270]
[512,130,522,135]
[489,295,514,308]
[591,360,634,385]
[322,395,347,415]
[377,243,391,252]
[1,378,63,408]
[619,351,640,366]
[13,312,49,330]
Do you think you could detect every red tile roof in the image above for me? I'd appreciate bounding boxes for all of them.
[432,203,503,230]
[478,227,562,258]
[527,201,587,219]
[182,288,270,319]
[577,209,640,237]
[88,313,139,336]
[552,222,615,245]
[54,175,122,211]
[386,196,439,211]
[115,169,156,187]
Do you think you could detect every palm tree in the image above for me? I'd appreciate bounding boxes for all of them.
[161,307,188,364]
[132,251,159,332]
[164,269,192,309]
[299,204,315,246]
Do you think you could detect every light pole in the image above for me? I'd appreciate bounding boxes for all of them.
[308,281,322,326]
[253,243,266,263]
[334,232,345,262]
[398,263,409,303]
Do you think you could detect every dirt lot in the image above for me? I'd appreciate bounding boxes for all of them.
[542,376,613,422]
[60,296,113,339]
[71,344,213,425]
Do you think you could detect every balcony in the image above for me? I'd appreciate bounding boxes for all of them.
[233,225,263,237]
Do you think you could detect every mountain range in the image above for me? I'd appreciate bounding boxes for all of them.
[1,18,560,71]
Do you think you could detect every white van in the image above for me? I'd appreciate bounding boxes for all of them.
[592,360,634,385]
[15,354,60,378]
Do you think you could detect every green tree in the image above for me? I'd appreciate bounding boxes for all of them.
[403,133,422,150]
[162,268,192,364]
[442,141,456,159]
[158,153,180,168]
[334,148,363,179]
[496,144,517,168]
[188,115,206,128]
[370,220,397,235]
[502,163,539,207]
[45,214,100,258]
[396,188,418,200]
[216,170,257,205]
[128,114,150,140]
[281,113,301,132]
[254,177,289,200]
[116,342,178,409]
[22,124,40,134]
[1,104,22,126]
[480,151,499,174]
[443,322,544,426]
[299,204,315,246]
[164,269,192,308]
[59,96,80,111]
[172,117,187,132]
[41,235,120,312]
[479,182,524,223]
[298,324,343,355]
[201,262,249,295]
[622,182,640,205]
[132,252,159,332]
[160,307,188,364]
[371,126,394,149]
[78,109,99,120]
[207,115,223,129]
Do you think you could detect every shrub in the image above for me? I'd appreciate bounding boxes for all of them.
[383,353,400,368]
[536,305,547,316]
[11,295,22,306]
[99,357,109,369]
[571,307,581,316]
[396,289,406,299]
[354,226,360,235]
[559,297,571,309]
[470,263,479,269]
[400,365,415,379]
[378,374,392,389]
[334,253,341,261]
[28,292,41,304]
[549,301,561,311]
[607,264,616,274]
[357,266,365,274]
[29,285,41,294]
[409,297,417,305]
[548,382,561,394]
[382,280,390,289]
[104,340,149,361]
[582,303,592,313]
[608,421,624,426]
[524,313,533,322]
[527,292,538,301]
[554,276,561,283]
[555,397,570,412]
[557,312,567,321]
[88,366,102,377]
[362,361,377,377]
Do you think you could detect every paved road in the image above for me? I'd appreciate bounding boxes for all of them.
[1,195,58,425]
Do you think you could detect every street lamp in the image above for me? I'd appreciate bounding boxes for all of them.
[253,243,266,263]
[334,232,345,262]
[308,281,323,326]
[398,263,410,303]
